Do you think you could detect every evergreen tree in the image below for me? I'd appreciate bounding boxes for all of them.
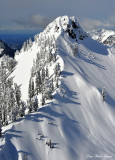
[50,78,54,92]
[73,44,78,55]
[29,38,32,48]
[54,63,61,78]
[0,106,2,137]
[41,93,45,105]
[0,121,2,137]
[28,78,32,101]
[41,68,45,82]
[45,67,49,78]
[10,105,18,122]
[19,101,25,117]
[14,83,21,106]
[0,55,23,125]
[28,101,32,113]
[35,71,42,94]
[55,77,59,88]
[33,96,38,111]
[31,80,35,97]
[53,53,56,62]
[102,88,106,101]
[47,50,53,63]
[22,42,27,51]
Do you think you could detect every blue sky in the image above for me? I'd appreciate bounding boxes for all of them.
[0,0,115,33]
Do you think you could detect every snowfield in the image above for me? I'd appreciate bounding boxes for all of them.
[0,16,115,160]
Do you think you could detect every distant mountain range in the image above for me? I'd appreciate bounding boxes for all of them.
[0,33,38,51]
[89,29,115,46]
[0,40,14,58]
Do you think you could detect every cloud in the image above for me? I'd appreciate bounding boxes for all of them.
[0,27,6,31]
[80,13,115,31]
[109,14,115,23]
[30,15,53,28]
[11,12,115,31]
[80,18,113,31]
[13,14,54,29]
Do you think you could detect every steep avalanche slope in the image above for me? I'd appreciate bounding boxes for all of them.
[1,16,115,160]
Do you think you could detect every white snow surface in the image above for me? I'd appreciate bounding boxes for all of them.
[0,16,115,160]
[11,43,40,101]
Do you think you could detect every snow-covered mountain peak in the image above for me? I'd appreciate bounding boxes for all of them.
[40,15,87,41]
[12,16,88,101]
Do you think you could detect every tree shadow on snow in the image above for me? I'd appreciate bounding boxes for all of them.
[55,80,80,105]
[106,93,115,110]
[26,113,54,121]
[61,71,74,78]
[2,138,18,160]
[1,128,23,160]
[39,106,79,126]
[54,93,80,105]
[78,54,106,70]
[0,144,4,150]
[98,88,115,110]
[3,125,23,141]
[47,122,57,127]
[52,142,60,149]
[15,113,44,123]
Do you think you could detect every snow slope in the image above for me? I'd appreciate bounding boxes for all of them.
[11,43,40,101]
[0,16,115,160]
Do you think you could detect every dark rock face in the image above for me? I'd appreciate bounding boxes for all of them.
[0,40,14,58]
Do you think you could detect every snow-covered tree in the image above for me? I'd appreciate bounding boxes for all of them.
[33,96,39,111]
[0,122,2,137]
[35,71,42,94]
[102,88,106,101]
[45,67,49,78]
[50,78,54,92]
[41,93,45,105]
[14,83,21,106]
[0,54,24,125]
[27,34,61,107]
[53,53,57,62]
[29,38,32,48]
[31,80,35,98]
[28,78,32,101]
[10,105,18,122]
[72,44,78,55]
[55,77,59,88]
[41,68,45,82]
[0,107,2,137]
[19,101,25,117]
[54,63,61,78]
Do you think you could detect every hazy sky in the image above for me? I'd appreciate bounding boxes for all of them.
[0,0,115,33]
